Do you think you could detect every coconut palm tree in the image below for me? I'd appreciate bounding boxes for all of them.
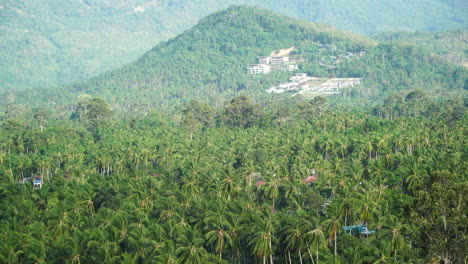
[204,203,233,259]
[323,204,342,259]
[176,226,207,264]
[249,210,277,264]
[305,227,327,264]
[282,216,306,264]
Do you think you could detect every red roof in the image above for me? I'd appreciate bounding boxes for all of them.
[304,176,318,183]
[255,181,266,186]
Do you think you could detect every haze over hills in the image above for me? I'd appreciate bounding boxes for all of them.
[6,5,466,112]
[375,30,468,67]
[0,0,466,91]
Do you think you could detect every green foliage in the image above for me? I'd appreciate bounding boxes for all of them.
[222,95,263,128]
[4,6,465,114]
[375,30,468,67]
[0,94,465,263]
[182,99,214,140]
[410,170,467,263]
[0,7,466,263]
[2,1,465,91]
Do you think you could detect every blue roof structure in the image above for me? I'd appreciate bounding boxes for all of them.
[343,225,375,235]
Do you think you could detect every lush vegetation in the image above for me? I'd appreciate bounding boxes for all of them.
[3,6,466,113]
[375,30,468,67]
[0,93,466,263]
[0,5,467,264]
[1,0,465,90]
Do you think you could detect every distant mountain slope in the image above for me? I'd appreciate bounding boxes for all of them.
[68,6,376,107]
[375,30,468,67]
[7,5,463,112]
[0,0,466,91]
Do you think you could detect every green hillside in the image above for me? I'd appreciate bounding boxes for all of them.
[0,0,466,90]
[0,6,466,264]
[78,6,374,106]
[74,7,468,108]
[3,5,466,113]
[375,30,468,67]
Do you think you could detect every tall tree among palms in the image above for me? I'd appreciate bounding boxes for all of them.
[204,203,233,260]
[305,228,327,264]
[176,226,207,264]
[264,176,281,214]
[282,216,305,264]
[323,204,342,260]
[338,191,354,230]
[249,211,277,264]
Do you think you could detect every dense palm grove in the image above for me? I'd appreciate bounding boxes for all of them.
[0,94,466,263]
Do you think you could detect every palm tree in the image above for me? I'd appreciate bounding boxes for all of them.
[323,204,342,259]
[156,240,179,264]
[364,138,374,159]
[204,203,233,259]
[382,214,405,261]
[249,210,277,264]
[305,228,326,264]
[337,191,354,228]
[404,163,426,193]
[250,230,272,264]
[176,226,207,264]
[354,192,377,228]
[282,216,305,264]
[373,241,392,264]
[221,175,237,201]
[263,176,281,214]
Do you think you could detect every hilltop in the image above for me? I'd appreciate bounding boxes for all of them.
[0,0,465,90]
[2,6,466,112]
[68,6,376,107]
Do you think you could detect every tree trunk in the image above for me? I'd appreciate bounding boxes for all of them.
[219,238,223,259]
[306,242,315,264]
[299,249,303,264]
[334,231,337,257]
[316,242,319,264]
[288,251,292,264]
[269,238,274,264]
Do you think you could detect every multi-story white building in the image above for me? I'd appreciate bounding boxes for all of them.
[258,56,271,65]
[248,64,271,74]
[271,56,289,64]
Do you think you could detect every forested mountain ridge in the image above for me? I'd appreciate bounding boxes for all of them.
[2,5,466,114]
[1,0,466,90]
[375,30,468,67]
[4,5,376,110]
[74,6,377,107]
[20,5,461,113]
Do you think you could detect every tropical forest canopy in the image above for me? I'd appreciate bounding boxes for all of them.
[0,5,467,264]
[0,0,466,90]
[1,92,466,263]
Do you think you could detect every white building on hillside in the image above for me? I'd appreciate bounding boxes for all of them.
[271,56,289,64]
[248,64,271,74]
[258,56,271,65]
[290,73,308,82]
